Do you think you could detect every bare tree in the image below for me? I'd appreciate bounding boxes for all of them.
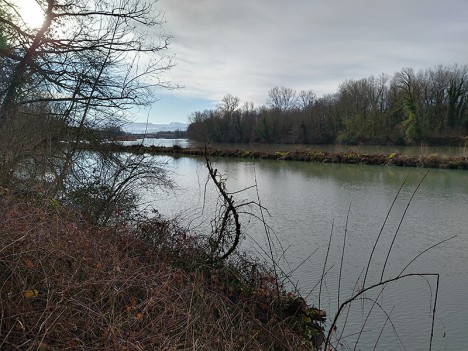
[0,0,173,190]
[218,94,240,116]
[0,0,172,123]
[65,152,173,225]
[298,89,316,110]
[267,86,297,112]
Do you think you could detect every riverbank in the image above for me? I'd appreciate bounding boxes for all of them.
[89,143,468,169]
[0,190,324,350]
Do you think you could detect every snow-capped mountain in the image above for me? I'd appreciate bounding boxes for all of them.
[123,122,188,134]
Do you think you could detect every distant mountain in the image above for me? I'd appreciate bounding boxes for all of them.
[123,122,188,134]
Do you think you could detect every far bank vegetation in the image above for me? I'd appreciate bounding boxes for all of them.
[187,65,468,146]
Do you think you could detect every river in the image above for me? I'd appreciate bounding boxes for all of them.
[137,141,467,351]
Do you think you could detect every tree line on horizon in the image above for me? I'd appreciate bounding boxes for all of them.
[186,65,468,146]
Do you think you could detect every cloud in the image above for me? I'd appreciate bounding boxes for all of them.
[157,0,468,106]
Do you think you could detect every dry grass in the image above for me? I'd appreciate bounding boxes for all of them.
[0,193,322,350]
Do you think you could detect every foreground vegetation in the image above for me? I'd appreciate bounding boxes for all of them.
[0,2,455,349]
[0,189,325,350]
[0,3,328,349]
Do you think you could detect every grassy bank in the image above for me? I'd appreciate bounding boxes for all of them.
[0,190,324,350]
[88,144,468,170]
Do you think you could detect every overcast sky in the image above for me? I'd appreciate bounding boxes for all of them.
[145,0,467,124]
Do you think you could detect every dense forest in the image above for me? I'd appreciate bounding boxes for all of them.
[187,65,468,146]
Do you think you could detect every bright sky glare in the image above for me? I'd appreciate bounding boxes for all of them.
[13,0,44,29]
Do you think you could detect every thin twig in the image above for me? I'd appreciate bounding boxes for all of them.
[338,202,351,308]
[204,147,241,262]
[398,235,457,276]
[319,219,334,311]
[324,272,439,350]
[305,265,334,301]
[253,166,281,298]
[336,270,365,345]
[430,275,440,351]
[380,170,429,282]
[363,172,410,288]
[353,283,389,350]
[373,305,396,351]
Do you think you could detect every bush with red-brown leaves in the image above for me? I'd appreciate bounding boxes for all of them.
[0,193,323,350]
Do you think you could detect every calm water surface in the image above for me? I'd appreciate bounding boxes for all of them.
[142,154,467,351]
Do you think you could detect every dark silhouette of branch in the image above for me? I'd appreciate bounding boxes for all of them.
[204,147,241,262]
[363,172,411,288]
[380,170,429,282]
[338,202,351,308]
[319,219,334,311]
[324,273,440,351]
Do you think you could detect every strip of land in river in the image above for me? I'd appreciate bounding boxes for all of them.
[86,143,468,170]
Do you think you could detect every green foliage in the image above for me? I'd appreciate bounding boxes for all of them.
[403,97,422,142]
[256,115,272,142]
[238,149,252,157]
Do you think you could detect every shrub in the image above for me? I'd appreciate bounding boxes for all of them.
[0,192,323,351]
